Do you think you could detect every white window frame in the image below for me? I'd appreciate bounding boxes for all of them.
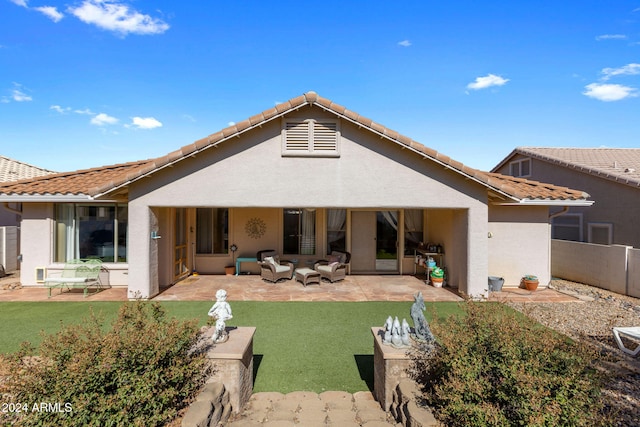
[509,158,532,177]
[282,119,340,157]
[588,222,613,245]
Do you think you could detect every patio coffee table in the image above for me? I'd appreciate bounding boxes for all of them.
[294,268,321,287]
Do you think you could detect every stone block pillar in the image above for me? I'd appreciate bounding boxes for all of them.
[371,327,412,411]
[206,326,256,413]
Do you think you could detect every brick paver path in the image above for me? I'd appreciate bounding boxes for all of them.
[226,391,400,426]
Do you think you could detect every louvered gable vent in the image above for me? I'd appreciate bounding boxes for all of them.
[282,119,340,157]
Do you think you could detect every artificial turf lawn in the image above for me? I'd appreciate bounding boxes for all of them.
[0,301,463,393]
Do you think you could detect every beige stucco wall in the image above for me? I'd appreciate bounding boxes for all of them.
[18,203,129,287]
[19,203,53,286]
[495,154,640,248]
[126,107,490,298]
[488,205,551,288]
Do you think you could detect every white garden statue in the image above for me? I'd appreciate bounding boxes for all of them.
[208,289,233,343]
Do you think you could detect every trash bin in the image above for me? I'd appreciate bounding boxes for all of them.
[488,276,504,292]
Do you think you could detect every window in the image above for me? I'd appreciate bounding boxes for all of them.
[588,222,612,245]
[55,204,127,263]
[551,213,583,241]
[327,209,346,254]
[282,119,340,157]
[509,158,531,177]
[196,208,229,254]
[283,208,316,255]
[404,210,423,256]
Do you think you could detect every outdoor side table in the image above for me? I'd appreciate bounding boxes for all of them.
[294,268,321,286]
[235,257,257,275]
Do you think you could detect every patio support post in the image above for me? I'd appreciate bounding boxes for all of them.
[126,203,157,299]
[466,204,489,298]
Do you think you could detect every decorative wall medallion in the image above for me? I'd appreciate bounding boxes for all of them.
[245,217,266,239]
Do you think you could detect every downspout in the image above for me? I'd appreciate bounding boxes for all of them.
[2,203,22,217]
[548,206,569,220]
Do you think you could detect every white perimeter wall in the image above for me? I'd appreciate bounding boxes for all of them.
[0,226,19,272]
[551,239,637,297]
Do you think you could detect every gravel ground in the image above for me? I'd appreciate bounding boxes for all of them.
[507,279,640,426]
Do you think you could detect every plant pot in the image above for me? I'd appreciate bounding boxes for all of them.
[224,266,236,276]
[488,276,504,292]
[431,277,444,288]
[523,279,538,291]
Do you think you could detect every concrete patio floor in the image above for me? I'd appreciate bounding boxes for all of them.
[0,272,579,303]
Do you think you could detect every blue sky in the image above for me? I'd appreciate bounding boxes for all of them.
[1,1,639,172]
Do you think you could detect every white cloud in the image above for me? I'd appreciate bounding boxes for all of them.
[9,0,28,7]
[12,89,32,102]
[91,112,119,126]
[466,74,509,90]
[129,116,162,129]
[34,6,64,22]
[601,63,640,81]
[68,0,170,36]
[583,83,638,101]
[50,105,71,114]
[398,40,411,47]
[74,108,94,115]
[595,34,627,41]
[3,83,32,102]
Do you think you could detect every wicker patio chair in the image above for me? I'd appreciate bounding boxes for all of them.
[314,251,351,283]
[257,250,294,283]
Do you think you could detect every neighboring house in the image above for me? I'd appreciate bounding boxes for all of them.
[0,155,55,227]
[0,156,55,272]
[492,147,640,248]
[0,93,591,298]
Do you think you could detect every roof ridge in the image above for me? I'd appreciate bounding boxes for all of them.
[0,93,591,203]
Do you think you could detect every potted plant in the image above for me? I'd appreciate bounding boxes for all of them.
[431,267,445,287]
[522,274,539,291]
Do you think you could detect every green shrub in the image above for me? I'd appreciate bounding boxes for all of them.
[3,302,209,427]
[409,301,608,427]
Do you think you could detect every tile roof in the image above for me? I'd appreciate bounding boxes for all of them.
[0,93,590,204]
[495,147,640,188]
[0,155,55,182]
[485,173,589,201]
[0,160,152,196]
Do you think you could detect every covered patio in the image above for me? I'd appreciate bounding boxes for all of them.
[0,272,579,303]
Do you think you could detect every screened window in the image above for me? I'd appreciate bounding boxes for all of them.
[404,210,424,256]
[283,208,316,255]
[327,209,346,254]
[588,222,612,245]
[196,208,229,254]
[551,213,582,241]
[509,158,531,177]
[55,204,127,263]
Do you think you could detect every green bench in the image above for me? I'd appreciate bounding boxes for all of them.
[44,259,103,298]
